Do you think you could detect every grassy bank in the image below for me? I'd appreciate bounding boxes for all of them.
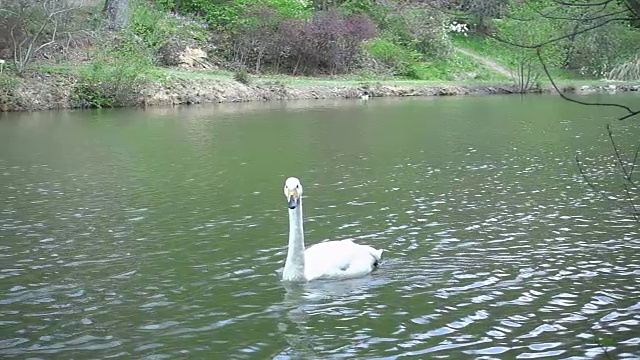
[1,0,639,112]
[2,62,638,113]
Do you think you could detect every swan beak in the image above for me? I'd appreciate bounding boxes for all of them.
[287,190,299,209]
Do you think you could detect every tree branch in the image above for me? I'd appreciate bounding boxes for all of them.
[552,0,615,7]
[536,48,638,115]
[576,152,607,197]
[607,124,636,186]
[623,183,640,221]
[523,1,629,22]
[491,16,636,49]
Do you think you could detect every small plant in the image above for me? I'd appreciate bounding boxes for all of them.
[73,33,153,108]
[234,69,251,85]
[0,74,19,110]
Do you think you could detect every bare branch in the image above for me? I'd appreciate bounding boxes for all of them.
[490,16,636,49]
[607,124,636,186]
[619,110,640,121]
[552,0,616,7]
[5,3,77,76]
[576,153,607,197]
[623,183,640,221]
[523,1,629,22]
[536,48,638,115]
[629,144,639,179]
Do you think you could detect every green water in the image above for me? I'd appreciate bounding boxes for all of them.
[1,94,639,359]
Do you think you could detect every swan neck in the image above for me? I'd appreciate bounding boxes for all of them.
[283,200,305,281]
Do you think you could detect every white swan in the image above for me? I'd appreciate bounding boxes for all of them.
[281,177,384,282]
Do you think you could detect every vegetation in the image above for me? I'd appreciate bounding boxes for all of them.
[0,0,638,108]
[73,32,155,108]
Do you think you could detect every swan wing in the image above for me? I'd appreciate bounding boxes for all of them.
[304,239,383,281]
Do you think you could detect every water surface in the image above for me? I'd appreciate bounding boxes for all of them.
[1,94,639,359]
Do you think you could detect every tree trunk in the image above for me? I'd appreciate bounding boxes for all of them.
[103,0,129,30]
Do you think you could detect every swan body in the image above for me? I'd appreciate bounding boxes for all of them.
[281,177,383,282]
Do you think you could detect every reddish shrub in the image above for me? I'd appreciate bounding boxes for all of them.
[230,8,378,75]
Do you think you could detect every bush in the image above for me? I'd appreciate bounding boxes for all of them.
[0,74,19,109]
[229,8,377,75]
[564,21,640,78]
[130,4,177,49]
[234,69,251,84]
[73,34,153,108]
[130,1,210,51]
[364,38,421,77]
[372,3,452,60]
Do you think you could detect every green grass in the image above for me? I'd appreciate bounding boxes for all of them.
[29,54,639,90]
[452,34,586,82]
[38,63,83,75]
[453,35,515,68]
[414,52,509,82]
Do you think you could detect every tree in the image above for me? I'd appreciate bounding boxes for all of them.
[103,0,130,30]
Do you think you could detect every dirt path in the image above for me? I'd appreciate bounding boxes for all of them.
[455,47,514,79]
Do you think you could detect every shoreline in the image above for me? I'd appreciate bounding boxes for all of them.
[2,72,639,112]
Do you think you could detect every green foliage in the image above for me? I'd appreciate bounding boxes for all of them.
[177,0,311,29]
[74,34,154,108]
[0,74,19,107]
[407,54,506,81]
[494,3,565,68]
[566,21,640,78]
[482,0,640,79]
[234,69,251,84]
[130,4,176,49]
[365,37,502,81]
[339,0,375,15]
[372,5,452,60]
[154,0,175,10]
[130,1,209,50]
[365,38,422,77]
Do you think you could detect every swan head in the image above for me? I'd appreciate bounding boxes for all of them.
[284,177,303,209]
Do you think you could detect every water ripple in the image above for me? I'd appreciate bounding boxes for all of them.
[2,96,639,359]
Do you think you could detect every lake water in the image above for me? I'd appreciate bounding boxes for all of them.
[1,94,639,359]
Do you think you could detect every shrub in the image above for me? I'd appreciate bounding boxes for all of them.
[130,4,176,49]
[176,0,311,30]
[234,69,251,84]
[364,38,421,77]
[372,3,452,60]
[229,8,377,75]
[402,8,452,59]
[0,74,19,109]
[73,34,153,108]
[130,1,210,51]
[564,21,640,78]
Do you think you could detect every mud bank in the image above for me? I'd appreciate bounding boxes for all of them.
[2,72,639,112]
